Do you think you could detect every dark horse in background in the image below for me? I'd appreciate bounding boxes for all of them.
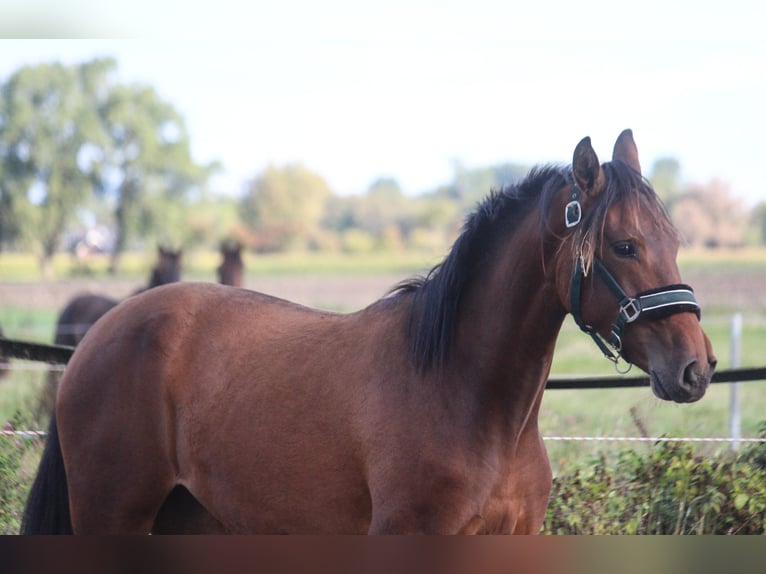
[216,240,244,287]
[22,131,716,534]
[53,246,183,348]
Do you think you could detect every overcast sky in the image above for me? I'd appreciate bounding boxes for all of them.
[1,1,764,204]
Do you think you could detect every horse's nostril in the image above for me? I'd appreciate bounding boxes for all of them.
[709,356,718,371]
[682,361,699,388]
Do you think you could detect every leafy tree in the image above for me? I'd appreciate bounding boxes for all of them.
[93,81,215,272]
[750,201,766,246]
[433,161,529,213]
[239,163,333,252]
[348,177,416,249]
[0,60,105,275]
[0,57,214,274]
[672,178,746,248]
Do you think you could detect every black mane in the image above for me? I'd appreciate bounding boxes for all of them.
[394,160,671,374]
[392,165,567,373]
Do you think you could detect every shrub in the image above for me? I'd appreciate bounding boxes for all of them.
[544,423,766,534]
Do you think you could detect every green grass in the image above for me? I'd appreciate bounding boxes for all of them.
[0,307,58,343]
[0,372,47,427]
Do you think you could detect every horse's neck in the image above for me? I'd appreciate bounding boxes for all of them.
[449,227,566,426]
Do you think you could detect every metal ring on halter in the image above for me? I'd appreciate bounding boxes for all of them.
[613,357,633,374]
[565,200,582,228]
[606,330,632,373]
[610,331,622,353]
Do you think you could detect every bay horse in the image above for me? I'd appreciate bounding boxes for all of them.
[22,130,716,534]
[216,240,244,287]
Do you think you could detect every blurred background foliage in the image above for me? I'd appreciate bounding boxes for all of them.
[0,58,763,280]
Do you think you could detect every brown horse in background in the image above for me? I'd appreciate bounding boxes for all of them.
[216,240,244,287]
[52,246,183,348]
[22,131,716,534]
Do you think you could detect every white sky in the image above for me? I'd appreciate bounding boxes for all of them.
[1,1,764,204]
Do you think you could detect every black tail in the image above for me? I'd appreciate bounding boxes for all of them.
[20,413,72,534]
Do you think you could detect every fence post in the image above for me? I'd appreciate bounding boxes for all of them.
[729,313,742,451]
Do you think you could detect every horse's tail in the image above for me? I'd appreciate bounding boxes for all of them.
[20,412,72,534]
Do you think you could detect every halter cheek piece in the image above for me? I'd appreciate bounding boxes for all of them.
[566,179,701,373]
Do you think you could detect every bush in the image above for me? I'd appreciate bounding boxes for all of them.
[544,424,766,534]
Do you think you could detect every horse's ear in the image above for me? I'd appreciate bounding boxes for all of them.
[612,128,641,174]
[572,136,606,198]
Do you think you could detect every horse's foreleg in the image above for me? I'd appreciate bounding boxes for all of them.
[508,429,552,535]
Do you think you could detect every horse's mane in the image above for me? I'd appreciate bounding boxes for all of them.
[393,160,674,374]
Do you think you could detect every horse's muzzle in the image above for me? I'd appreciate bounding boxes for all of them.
[650,357,716,403]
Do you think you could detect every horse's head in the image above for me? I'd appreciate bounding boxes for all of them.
[150,245,183,288]
[553,130,716,403]
[217,240,244,286]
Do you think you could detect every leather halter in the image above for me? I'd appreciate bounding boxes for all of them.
[566,179,701,373]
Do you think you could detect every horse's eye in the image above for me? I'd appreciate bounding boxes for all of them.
[613,241,637,258]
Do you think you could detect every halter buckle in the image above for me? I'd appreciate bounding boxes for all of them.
[565,200,582,228]
[619,298,641,323]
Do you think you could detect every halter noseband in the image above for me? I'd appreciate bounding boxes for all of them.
[566,179,701,373]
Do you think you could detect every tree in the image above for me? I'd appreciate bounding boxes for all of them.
[0,58,215,274]
[239,164,333,252]
[750,201,766,246]
[434,161,529,213]
[671,178,746,248]
[0,60,105,275]
[93,81,215,272]
[649,157,682,208]
[352,178,415,248]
